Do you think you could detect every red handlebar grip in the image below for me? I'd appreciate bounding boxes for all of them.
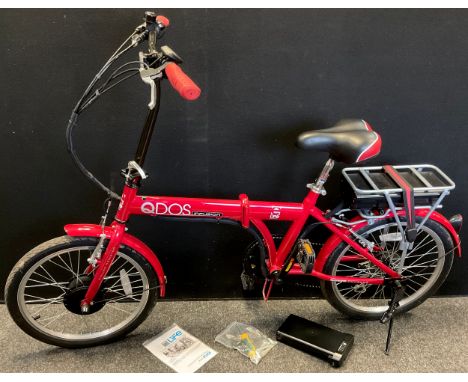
[165,63,201,101]
[156,15,170,27]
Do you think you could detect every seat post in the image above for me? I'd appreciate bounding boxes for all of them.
[308,158,335,194]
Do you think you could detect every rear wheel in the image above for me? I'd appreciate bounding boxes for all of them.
[320,217,454,319]
[5,236,158,348]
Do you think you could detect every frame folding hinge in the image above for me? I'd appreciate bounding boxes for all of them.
[239,193,250,228]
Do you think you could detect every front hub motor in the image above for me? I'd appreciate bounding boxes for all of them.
[63,275,107,315]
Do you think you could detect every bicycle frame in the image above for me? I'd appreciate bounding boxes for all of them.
[75,174,404,308]
[125,188,402,282]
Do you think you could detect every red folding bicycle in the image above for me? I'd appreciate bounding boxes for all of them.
[5,12,463,348]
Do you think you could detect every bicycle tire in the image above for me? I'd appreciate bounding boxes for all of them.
[5,235,158,348]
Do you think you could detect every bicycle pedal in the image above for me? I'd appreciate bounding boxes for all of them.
[296,239,315,274]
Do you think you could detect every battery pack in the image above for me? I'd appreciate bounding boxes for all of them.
[276,314,354,367]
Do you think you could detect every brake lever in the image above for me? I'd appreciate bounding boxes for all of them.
[141,76,157,109]
[139,52,167,109]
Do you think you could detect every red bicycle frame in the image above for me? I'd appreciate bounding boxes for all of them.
[74,169,405,308]
[127,190,402,281]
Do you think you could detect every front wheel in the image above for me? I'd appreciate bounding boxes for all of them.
[320,217,454,320]
[5,236,159,348]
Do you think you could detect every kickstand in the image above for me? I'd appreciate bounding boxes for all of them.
[380,280,405,355]
[384,317,395,355]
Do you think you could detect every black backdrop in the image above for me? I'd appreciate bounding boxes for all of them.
[1,9,467,300]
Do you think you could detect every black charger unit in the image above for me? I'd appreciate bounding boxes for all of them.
[276,314,354,367]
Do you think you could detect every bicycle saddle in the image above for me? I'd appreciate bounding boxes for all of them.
[296,119,381,164]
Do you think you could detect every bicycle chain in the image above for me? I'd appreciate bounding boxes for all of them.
[293,282,322,289]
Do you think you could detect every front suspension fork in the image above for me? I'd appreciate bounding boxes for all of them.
[80,221,126,312]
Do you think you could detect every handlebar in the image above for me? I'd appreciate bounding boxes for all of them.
[138,13,201,102]
[164,62,201,101]
[67,11,201,200]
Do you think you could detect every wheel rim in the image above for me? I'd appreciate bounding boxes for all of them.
[331,223,445,314]
[17,246,150,341]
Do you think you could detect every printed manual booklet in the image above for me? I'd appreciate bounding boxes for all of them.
[143,323,217,373]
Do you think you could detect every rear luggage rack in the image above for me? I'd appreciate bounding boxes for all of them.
[341,164,456,244]
[342,164,455,209]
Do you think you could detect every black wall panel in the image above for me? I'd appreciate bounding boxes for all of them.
[1,9,467,299]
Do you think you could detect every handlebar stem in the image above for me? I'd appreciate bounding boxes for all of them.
[134,80,161,166]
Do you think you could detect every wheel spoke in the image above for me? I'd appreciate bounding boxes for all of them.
[67,251,74,274]
[407,234,432,255]
[102,292,144,304]
[58,254,77,274]
[47,258,76,276]
[106,302,132,315]
[107,257,127,278]
[38,266,67,293]
[406,256,438,268]
[31,294,66,316]
[104,272,141,280]
[26,280,68,288]
[407,277,425,288]
[80,315,91,332]
[370,284,383,299]
[42,311,69,328]
[24,293,65,303]
[76,250,81,282]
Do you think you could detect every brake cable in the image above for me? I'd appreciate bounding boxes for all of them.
[78,60,148,112]
[65,29,146,200]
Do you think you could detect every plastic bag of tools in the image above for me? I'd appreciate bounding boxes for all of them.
[215,322,277,364]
